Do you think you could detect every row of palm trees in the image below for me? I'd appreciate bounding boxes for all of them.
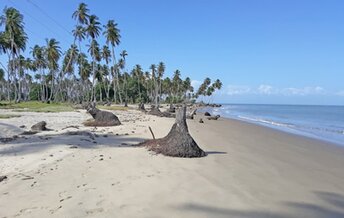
[0,3,222,105]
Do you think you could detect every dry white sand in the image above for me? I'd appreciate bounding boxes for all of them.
[0,107,344,218]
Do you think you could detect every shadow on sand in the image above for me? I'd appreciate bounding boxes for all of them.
[175,191,344,218]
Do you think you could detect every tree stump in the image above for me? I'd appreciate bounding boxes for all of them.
[139,106,206,158]
[84,104,121,126]
[31,121,48,131]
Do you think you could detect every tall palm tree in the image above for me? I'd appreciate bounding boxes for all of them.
[72,3,89,25]
[31,44,47,101]
[103,20,121,103]
[150,64,158,105]
[85,14,101,102]
[0,7,27,102]
[120,50,128,105]
[157,61,165,104]
[45,38,61,101]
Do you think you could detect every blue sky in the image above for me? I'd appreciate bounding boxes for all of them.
[1,0,343,105]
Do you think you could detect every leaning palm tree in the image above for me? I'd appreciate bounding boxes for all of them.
[45,38,61,102]
[103,20,121,103]
[85,14,101,102]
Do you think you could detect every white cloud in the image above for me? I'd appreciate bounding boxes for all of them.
[282,86,325,96]
[226,85,251,95]
[191,80,202,90]
[223,84,328,96]
[336,90,344,96]
[258,85,277,95]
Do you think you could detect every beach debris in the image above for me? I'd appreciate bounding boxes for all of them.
[84,103,121,126]
[148,126,155,139]
[0,175,7,182]
[199,118,204,123]
[19,125,26,128]
[69,145,78,149]
[204,112,211,116]
[137,106,206,158]
[207,115,220,120]
[186,108,197,120]
[31,121,48,131]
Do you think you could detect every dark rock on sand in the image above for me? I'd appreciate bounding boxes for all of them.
[199,118,204,123]
[204,112,211,116]
[207,115,220,120]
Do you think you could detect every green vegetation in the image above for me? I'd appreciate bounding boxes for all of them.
[0,3,222,105]
[0,114,21,119]
[0,101,73,112]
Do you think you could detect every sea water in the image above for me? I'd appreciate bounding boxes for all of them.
[200,104,344,146]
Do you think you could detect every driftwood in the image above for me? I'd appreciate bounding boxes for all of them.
[84,103,121,126]
[186,108,197,119]
[207,115,220,120]
[137,106,206,158]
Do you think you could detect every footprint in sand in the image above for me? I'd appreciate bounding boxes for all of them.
[86,208,104,215]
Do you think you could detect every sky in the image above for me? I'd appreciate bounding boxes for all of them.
[0,0,343,105]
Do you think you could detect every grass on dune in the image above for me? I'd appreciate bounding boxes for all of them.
[0,114,21,119]
[0,101,74,112]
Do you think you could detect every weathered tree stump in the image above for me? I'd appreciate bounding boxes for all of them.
[31,121,48,131]
[84,104,121,126]
[148,105,174,118]
[138,106,206,158]
[168,104,176,113]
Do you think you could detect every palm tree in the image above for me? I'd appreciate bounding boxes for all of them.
[31,44,47,101]
[120,50,128,105]
[103,20,121,103]
[72,3,89,25]
[157,61,165,103]
[45,38,61,101]
[0,7,27,102]
[85,14,101,102]
[150,64,159,106]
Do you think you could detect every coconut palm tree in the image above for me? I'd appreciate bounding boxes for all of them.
[31,44,47,101]
[157,61,165,103]
[103,20,121,103]
[85,14,101,102]
[72,3,89,25]
[0,7,27,102]
[45,38,61,102]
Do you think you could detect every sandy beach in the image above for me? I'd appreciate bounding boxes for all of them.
[1,107,344,218]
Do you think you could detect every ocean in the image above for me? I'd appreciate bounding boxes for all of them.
[199,104,344,146]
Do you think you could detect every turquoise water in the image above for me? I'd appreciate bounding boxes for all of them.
[200,104,344,146]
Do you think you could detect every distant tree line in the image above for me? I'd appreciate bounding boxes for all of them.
[0,3,222,105]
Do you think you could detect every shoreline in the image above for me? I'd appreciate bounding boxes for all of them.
[1,108,344,217]
[221,116,344,149]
